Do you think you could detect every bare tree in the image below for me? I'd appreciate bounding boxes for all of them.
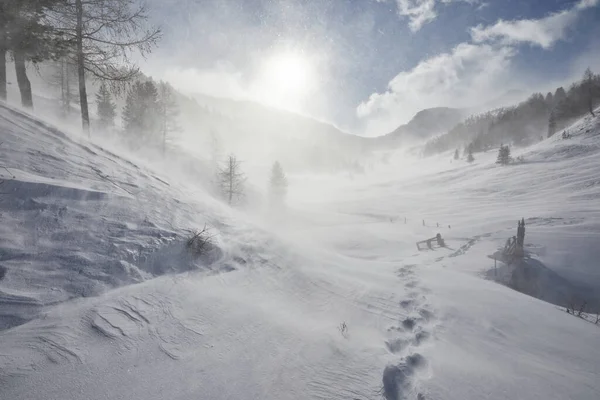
[50,0,161,134]
[217,154,246,205]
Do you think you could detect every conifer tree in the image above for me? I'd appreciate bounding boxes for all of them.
[269,161,288,205]
[122,80,160,144]
[96,82,116,128]
[467,148,474,163]
[496,144,511,165]
[453,149,459,160]
[548,111,556,138]
[157,81,181,155]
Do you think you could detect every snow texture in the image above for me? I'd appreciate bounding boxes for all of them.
[1,102,599,399]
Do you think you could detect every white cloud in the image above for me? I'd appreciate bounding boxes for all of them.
[470,0,599,49]
[358,0,599,136]
[396,0,438,32]
[389,0,480,32]
[357,43,515,135]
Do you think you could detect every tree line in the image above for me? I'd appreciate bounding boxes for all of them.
[0,0,160,134]
[424,68,600,157]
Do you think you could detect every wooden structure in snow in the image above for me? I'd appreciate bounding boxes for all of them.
[416,233,445,251]
[490,219,526,265]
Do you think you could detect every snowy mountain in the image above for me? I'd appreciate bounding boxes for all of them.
[182,92,373,172]
[375,107,466,147]
[1,102,599,400]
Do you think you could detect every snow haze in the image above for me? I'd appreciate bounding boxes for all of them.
[1,1,600,400]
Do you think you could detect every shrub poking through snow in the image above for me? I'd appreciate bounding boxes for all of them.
[338,321,348,338]
[186,224,215,257]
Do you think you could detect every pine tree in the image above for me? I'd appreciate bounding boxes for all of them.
[547,111,556,138]
[467,148,474,163]
[453,149,459,160]
[96,82,116,128]
[269,161,288,205]
[122,80,160,144]
[157,81,181,155]
[582,68,596,117]
[217,154,246,205]
[496,144,511,165]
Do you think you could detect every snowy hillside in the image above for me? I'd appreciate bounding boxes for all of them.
[1,103,599,400]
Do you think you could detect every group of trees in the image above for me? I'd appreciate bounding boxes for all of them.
[0,0,161,134]
[215,156,288,208]
[548,68,600,137]
[425,68,600,158]
[92,78,180,154]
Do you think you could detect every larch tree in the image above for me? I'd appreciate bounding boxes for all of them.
[96,82,116,128]
[50,0,161,134]
[218,154,246,205]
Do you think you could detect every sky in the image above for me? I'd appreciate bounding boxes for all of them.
[141,0,600,136]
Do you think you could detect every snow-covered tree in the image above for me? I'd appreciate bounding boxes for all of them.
[269,161,288,205]
[96,82,116,128]
[453,149,459,160]
[496,144,511,165]
[217,154,246,205]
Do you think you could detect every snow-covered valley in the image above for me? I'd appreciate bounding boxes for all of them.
[1,103,599,400]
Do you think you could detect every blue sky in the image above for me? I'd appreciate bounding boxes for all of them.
[142,0,600,136]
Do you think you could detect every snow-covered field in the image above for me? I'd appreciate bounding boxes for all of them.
[1,103,599,400]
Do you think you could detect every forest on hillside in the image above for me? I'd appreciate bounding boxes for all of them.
[424,69,600,157]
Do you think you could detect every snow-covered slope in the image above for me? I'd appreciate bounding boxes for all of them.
[0,103,599,400]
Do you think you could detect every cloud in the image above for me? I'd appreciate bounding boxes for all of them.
[396,0,438,32]
[358,0,598,135]
[387,0,480,32]
[357,43,515,135]
[470,0,599,49]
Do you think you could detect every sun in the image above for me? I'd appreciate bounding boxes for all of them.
[262,51,313,98]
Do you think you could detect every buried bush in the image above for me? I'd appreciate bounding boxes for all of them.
[186,224,215,257]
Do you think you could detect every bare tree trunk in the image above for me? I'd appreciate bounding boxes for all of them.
[0,48,6,101]
[76,0,90,135]
[589,98,596,117]
[14,51,33,109]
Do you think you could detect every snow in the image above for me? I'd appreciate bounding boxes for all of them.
[1,102,599,400]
